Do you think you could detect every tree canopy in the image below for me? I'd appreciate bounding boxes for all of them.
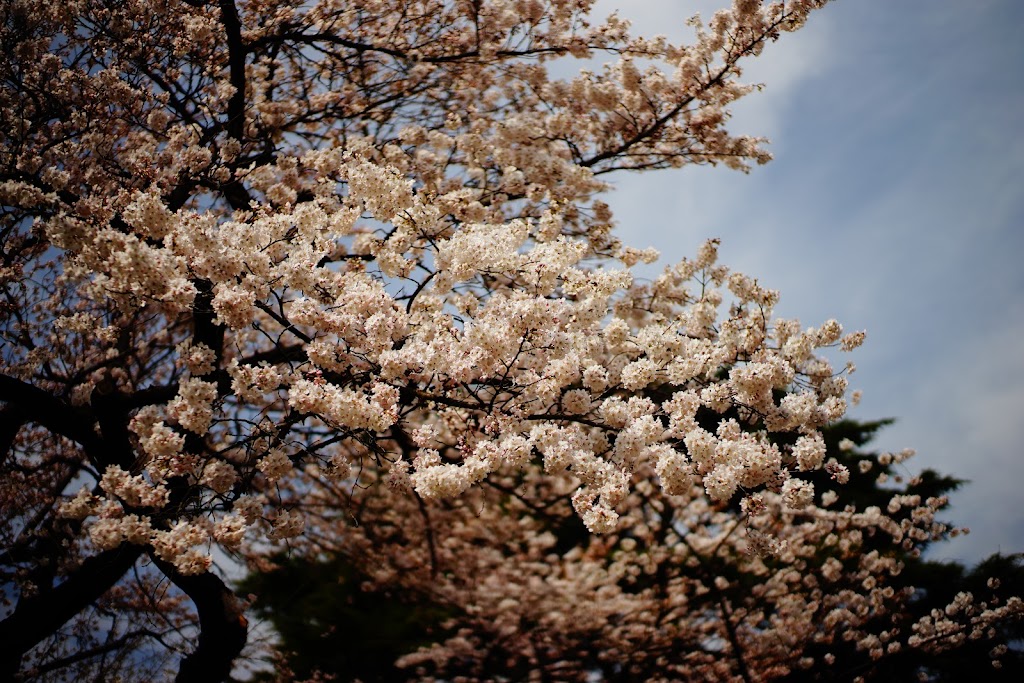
[0,0,1020,680]
[243,418,1024,681]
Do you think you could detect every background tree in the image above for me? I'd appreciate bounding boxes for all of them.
[242,418,1024,681]
[0,0,1020,681]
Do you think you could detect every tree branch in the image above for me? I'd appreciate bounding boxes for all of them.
[0,545,143,679]
[217,0,248,143]
[0,374,100,451]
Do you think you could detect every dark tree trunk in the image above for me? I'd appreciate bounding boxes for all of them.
[153,558,249,683]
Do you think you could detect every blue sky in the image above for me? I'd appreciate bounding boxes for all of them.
[594,0,1024,563]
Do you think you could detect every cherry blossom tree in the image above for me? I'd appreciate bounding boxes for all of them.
[245,418,1024,681]
[0,0,1019,681]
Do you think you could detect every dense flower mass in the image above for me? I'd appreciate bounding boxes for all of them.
[261,424,1022,681]
[0,0,1019,681]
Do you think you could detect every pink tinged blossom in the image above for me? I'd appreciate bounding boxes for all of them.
[201,460,238,494]
[794,432,826,471]
[268,510,305,540]
[58,487,98,520]
[213,515,248,549]
[99,465,169,509]
[257,450,293,483]
[782,478,815,510]
[652,444,691,496]
[211,283,256,329]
